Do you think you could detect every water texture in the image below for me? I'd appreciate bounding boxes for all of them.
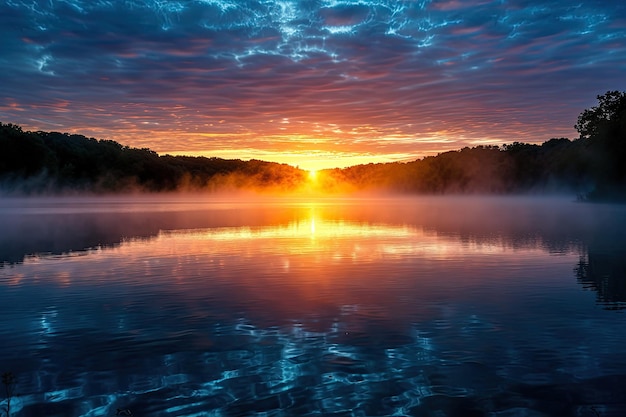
[1,196,625,416]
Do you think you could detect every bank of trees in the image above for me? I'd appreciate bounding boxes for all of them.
[1,91,624,198]
[319,138,593,195]
[0,124,306,193]
[573,91,626,200]
[318,91,625,199]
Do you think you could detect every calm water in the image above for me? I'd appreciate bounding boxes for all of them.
[1,195,625,417]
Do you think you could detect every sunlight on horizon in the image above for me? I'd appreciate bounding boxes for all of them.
[163,149,421,171]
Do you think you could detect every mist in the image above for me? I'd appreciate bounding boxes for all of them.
[2,193,621,266]
[0,122,609,200]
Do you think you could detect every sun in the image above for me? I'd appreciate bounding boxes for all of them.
[308,170,318,181]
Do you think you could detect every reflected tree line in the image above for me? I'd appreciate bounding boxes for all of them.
[2,199,625,309]
[577,250,626,310]
[1,91,625,198]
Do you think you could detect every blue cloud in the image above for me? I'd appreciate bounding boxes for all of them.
[0,0,625,163]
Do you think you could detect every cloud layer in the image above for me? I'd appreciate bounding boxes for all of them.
[1,0,625,168]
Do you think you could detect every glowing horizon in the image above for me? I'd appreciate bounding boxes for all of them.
[1,1,625,170]
[164,147,420,171]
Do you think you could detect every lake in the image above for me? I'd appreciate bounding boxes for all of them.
[1,195,625,417]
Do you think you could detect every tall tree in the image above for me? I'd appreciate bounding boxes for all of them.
[575,90,626,198]
[575,91,626,140]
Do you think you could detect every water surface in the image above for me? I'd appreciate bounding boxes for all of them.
[1,195,625,416]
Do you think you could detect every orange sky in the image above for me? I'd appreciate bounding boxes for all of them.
[1,1,625,170]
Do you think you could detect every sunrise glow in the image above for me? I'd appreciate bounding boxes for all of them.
[1,1,624,169]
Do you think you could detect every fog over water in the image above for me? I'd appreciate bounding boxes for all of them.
[1,195,625,416]
[0,194,621,263]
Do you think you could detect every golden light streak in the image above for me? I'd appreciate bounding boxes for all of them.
[164,149,418,171]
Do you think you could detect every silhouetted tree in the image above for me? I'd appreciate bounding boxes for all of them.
[575,91,626,140]
[575,91,626,199]
[0,124,308,194]
[0,123,54,179]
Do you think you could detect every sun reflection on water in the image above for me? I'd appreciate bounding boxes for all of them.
[179,216,410,242]
[0,198,583,299]
[1,197,612,417]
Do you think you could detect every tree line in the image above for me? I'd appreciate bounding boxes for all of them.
[0,124,307,193]
[319,90,626,200]
[1,91,624,199]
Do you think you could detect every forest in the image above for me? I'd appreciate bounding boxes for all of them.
[0,124,307,194]
[318,90,626,200]
[1,91,625,199]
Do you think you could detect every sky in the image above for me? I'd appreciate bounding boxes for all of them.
[1,0,625,170]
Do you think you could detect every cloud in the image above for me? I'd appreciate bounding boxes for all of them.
[1,0,625,168]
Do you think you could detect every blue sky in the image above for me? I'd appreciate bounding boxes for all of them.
[1,0,625,169]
